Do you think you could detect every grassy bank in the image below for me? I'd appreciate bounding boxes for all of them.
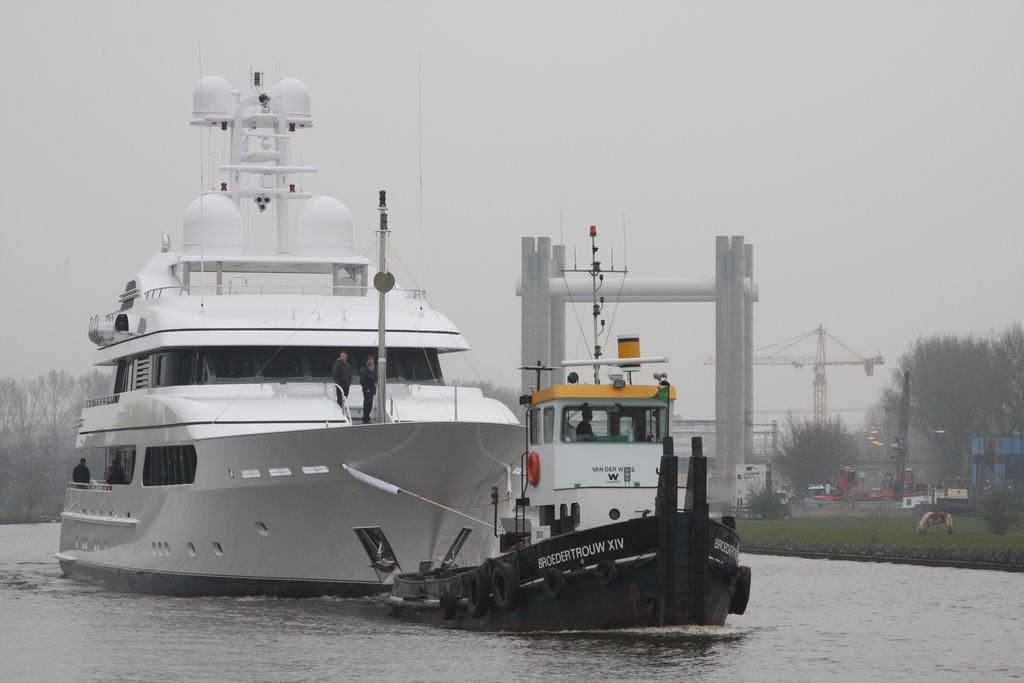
[0,510,56,524]
[737,515,1024,551]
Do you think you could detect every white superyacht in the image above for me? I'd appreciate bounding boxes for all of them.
[56,73,523,596]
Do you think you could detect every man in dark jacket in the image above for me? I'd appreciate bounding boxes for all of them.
[360,355,377,423]
[332,350,352,408]
[72,458,90,485]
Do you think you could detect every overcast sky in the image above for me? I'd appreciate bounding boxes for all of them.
[3,2,1022,427]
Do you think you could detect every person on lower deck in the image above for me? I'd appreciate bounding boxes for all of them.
[107,463,128,485]
[332,350,352,408]
[360,355,377,424]
[72,458,90,485]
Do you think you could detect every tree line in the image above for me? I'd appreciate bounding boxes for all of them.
[0,370,110,521]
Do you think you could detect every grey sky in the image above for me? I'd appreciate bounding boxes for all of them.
[3,2,1022,426]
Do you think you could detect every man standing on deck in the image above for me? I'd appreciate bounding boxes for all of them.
[72,458,90,485]
[360,355,377,423]
[332,350,352,408]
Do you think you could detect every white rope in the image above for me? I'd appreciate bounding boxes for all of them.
[342,464,494,530]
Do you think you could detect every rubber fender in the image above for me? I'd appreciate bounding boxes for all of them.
[593,559,618,586]
[466,567,491,618]
[542,566,565,598]
[491,561,520,612]
[439,591,459,620]
[729,565,752,615]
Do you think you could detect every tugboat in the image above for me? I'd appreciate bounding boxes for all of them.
[356,228,751,631]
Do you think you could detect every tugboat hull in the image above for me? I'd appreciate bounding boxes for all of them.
[376,445,751,632]
[383,516,747,631]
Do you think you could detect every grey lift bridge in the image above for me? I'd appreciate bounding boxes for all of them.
[518,235,757,476]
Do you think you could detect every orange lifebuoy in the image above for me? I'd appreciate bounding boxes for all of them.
[527,451,540,487]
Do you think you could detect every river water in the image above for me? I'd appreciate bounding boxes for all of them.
[2,523,1020,682]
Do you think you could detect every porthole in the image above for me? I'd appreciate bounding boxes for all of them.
[609,508,621,520]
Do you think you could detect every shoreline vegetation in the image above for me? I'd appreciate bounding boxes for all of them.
[738,516,1024,572]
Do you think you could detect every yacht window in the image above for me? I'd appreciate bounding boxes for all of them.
[308,348,336,379]
[106,446,136,485]
[142,445,198,486]
[390,350,440,383]
[210,348,255,380]
[258,348,303,379]
[154,350,196,387]
[190,346,447,385]
[114,360,131,393]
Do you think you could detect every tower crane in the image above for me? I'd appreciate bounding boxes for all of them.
[705,325,883,424]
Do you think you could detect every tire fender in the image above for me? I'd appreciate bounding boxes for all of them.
[491,561,520,612]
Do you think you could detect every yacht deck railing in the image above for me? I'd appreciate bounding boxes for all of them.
[143,284,426,300]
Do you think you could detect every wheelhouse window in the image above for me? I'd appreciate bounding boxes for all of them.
[142,445,198,486]
[561,405,668,443]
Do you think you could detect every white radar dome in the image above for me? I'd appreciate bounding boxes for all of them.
[270,78,312,127]
[182,194,244,254]
[191,76,235,126]
[293,196,354,256]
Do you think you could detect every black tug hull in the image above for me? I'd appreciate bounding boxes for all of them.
[383,516,746,631]
[379,440,751,632]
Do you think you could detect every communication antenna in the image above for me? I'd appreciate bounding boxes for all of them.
[561,225,628,383]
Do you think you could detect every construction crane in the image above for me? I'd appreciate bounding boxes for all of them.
[705,325,884,424]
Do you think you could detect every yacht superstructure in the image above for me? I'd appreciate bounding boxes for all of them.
[56,73,523,596]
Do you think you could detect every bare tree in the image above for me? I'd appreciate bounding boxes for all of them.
[76,369,113,403]
[1,369,112,519]
[775,413,859,497]
[892,334,1001,478]
[0,378,18,509]
[993,322,1024,436]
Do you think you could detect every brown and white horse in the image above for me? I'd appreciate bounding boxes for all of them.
[917,511,954,535]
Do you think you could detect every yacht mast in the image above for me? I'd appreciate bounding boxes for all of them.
[374,191,394,423]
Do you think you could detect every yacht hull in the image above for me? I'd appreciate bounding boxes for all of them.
[58,420,524,596]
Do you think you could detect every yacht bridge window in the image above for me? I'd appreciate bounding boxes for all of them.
[561,405,667,443]
[112,346,443,391]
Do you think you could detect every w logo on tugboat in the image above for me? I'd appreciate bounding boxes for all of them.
[607,472,620,481]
